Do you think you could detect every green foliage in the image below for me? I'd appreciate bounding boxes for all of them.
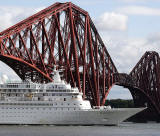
[105,99,134,108]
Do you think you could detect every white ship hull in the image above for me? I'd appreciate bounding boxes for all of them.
[0,69,146,125]
[0,105,144,125]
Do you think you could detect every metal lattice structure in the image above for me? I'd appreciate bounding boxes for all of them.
[0,2,160,118]
[0,2,117,106]
[129,51,160,115]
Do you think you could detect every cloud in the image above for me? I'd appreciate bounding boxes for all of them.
[0,62,21,81]
[0,6,44,80]
[0,6,44,32]
[116,0,147,2]
[102,32,160,73]
[147,32,160,44]
[103,32,160,99]
[107,85,133,99]
[95,12,128,31]
[115,0,160,3]
[117,6,160,16]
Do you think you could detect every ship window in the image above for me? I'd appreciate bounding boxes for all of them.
[26,85,30,88]
[64,98,66,101]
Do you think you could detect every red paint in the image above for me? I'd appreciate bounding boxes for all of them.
[0,3,159,118]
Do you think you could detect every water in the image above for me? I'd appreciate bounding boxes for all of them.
[0,123,159,136]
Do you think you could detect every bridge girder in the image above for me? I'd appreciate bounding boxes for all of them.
[0,2,117,106]
[129,51,160,115]
[0,2,159,118]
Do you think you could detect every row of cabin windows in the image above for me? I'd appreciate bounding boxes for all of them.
[46,89,74,92]
[2,89,32,92]
[0,102,82,106]
[2,86,72,91]
[0,85,37,89]
[0,103,53,106]
[6,85,19,88]
[1,90,78,95]
[1,93,78,98]
[1,107,80,111]
[4,85,32,88]
[48,85,64,89]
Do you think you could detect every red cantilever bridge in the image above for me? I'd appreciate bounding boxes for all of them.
[0,2,160,120]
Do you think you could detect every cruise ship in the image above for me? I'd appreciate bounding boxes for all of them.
[0,68,145,125]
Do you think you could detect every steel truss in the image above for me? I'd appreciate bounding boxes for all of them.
[0,2,160,117]
[0,2,117,106]
[129,51,160,115]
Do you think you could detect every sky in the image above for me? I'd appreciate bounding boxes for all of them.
[0,0,160,99]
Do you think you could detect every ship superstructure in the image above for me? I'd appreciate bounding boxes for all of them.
[0,68,145,125]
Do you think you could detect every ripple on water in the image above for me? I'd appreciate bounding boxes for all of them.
[0,123,159,136]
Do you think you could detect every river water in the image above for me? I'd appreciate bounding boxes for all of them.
[0,122,159,136]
